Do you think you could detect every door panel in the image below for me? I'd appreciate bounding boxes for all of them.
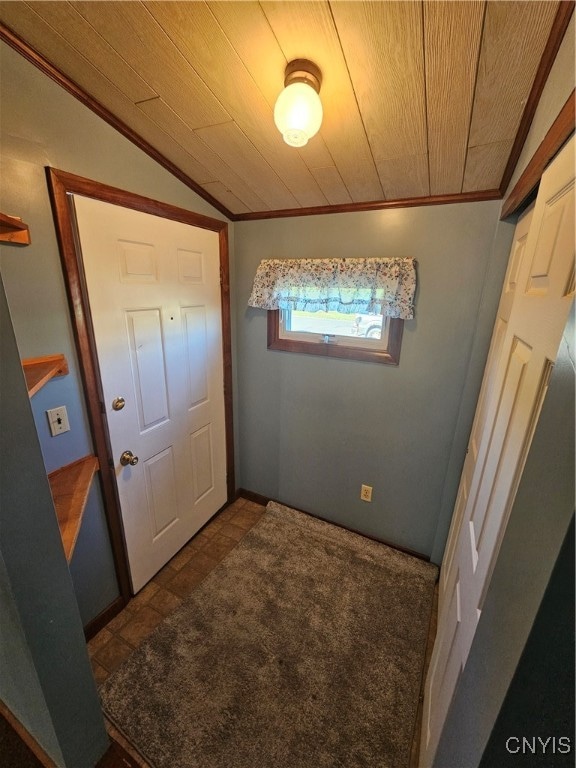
[469,336,533,547]
[127,309,170,430]
[423,570,461,754]
[73,194,227,592]
[178,248,204,282]
[191,425,215,501]
[421,136,575,767]
[119,239,157,282]
[183,306,209,407]
[144,447,179,537]
[437,211,533,618]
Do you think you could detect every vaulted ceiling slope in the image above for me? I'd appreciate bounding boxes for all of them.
[0,1,573,220]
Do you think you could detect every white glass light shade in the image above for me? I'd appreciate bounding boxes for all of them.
[274,81,323,147]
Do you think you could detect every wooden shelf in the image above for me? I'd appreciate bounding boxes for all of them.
[22,354,69,397]
[48,455,99,562]
[0,212,31,246]
[22,351,94,562]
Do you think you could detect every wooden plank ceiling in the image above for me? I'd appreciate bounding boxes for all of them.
[0,1,566,219]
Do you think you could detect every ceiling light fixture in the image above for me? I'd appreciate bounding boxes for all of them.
[274,59,323,148]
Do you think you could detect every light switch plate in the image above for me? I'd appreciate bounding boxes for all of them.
[46,406,70,436]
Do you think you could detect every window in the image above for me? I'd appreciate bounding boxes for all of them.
[249,257,416,365]
[268,308,404,364]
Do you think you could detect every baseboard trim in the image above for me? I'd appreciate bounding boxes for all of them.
[84,596,126,642]
[0,699,56,767]
[236,488,270,506]
[236,488,431,563]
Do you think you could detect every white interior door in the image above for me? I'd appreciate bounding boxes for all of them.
[73,195,228,592]
[420,136,575,767]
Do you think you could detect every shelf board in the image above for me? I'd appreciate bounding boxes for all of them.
[22,354,69,397]
[48,455,99,562]
[0,212,31,246]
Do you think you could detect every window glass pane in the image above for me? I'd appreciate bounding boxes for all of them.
[288,309,384,340]
[270,310,403,365]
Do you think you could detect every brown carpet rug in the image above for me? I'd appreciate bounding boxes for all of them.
[100,502,438,768]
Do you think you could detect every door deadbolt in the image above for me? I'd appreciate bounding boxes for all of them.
[112,396,126,411]
[120,450,139,467]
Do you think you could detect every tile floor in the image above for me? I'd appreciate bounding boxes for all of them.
[87,496,266,686]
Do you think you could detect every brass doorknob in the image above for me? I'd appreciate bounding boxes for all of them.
[120,450,139,467]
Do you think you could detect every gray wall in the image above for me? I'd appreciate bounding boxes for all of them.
[505,13,575,198]
[235,207,514,560]
[0,550,63,765]
[479,514,574,768]
[0,276,109,766]
[432,307,575,768]
[431,21,576,762]
[1,11,573,765]
[0,40,232,625]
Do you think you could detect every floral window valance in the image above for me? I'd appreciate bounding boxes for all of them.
[248,257,417,319]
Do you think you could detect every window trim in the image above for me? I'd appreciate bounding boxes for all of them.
[267,310,404,365]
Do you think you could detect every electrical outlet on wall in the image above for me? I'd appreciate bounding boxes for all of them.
[360,484,372,502]
[46,406,70,436]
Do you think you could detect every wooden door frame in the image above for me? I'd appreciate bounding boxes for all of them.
[46,167,235,612]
